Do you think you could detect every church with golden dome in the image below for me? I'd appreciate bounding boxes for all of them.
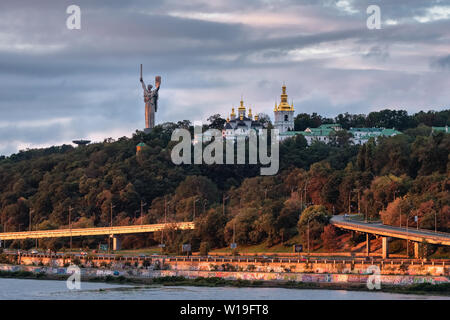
[274,84,295,135]
[223,99,263,140]
[222,84,295,141]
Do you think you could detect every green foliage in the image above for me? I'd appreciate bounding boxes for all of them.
[0,110,448,252]
[297,205,331,246]
[199,242,210,256]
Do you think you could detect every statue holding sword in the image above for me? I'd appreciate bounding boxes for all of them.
[140,64,161,131]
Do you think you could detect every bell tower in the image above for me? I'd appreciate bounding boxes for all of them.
[274,84,294,134]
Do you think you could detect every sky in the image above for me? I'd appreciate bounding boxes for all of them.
[0,0,449,156]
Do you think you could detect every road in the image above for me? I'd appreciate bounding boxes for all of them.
[331,215,450,246]
[0,222,195,241]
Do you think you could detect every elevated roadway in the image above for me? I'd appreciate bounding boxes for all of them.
[331,215,450,258]
[0,222,195,250]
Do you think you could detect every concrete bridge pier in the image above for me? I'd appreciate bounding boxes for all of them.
[414,242,420,259]
[366,233,371,256]
[382,237,390,259]
[111,235,122,251]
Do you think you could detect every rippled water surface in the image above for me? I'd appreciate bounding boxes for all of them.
[0,278,448,300]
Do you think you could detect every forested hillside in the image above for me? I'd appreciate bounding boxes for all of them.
[0,110,448,254]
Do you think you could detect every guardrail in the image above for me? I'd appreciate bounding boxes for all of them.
[8,252,448,267]
[333,215,450,245]
[0,222,195,240]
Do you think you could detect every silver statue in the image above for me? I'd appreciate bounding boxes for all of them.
[140,64,161,130]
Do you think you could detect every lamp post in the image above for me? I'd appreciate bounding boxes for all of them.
[108,203,116,254]
[193,197,200,221]
[435,211,437,233]
[223,194,229,216]
[29,209,34,232]
[406,211,409,257]
[68,206,74,252]
[140,200,147,225]
[203,199,208,214]
[307,216,313,257]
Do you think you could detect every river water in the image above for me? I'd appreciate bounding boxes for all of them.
[0,278,448,300]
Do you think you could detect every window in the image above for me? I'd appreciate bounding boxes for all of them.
[284,115,289,122]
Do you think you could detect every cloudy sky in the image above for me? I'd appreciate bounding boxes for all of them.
[0,0,449,155]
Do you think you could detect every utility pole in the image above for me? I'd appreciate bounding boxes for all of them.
[222,194,229,216]
[29,209,34,232]
[406,212,409,257]
[193,197,199,221]
[307,217,311,257]
[140,200,147,225]
[68,206,74,252]
[203,199,208,214]
[304,180,308,207]
[435,211,437,233]
[108,203,116,254]
[161,196,167,254]
[233,219,236,245]
[348,192,351,215]
[357,189,360,214]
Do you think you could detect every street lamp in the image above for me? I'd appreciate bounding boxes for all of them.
[140,200,147,225]
[69,206,74,252]
[223,194,229,216]
[306,216,313,257]
[434,211,437,233]
[203,199,208,214]
[29,208,34,232]
[193,197,200,221]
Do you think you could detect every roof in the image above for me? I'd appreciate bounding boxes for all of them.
[136,142,146,147]
[305,128,334,136]
[349,127,383,133]
[319,124,341,129]
[280,130,331,137]
[381,128,401,136]
[432,126,449,133]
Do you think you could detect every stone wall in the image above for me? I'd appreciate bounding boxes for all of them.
[1,264,449,286]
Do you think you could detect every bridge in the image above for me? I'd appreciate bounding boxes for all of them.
[331,215,450,259]
[0,222,195,250]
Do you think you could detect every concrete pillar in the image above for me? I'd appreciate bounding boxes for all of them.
[111,235,122,251]
[414,242,420,259]
[366,234,371,257]
[382,237,390,259]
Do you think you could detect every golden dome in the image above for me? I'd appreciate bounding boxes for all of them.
[238,99,246,111]
[254,114,259,121]
[240,114,243,120]
[230,107,236,117]
[248,107,252,118]
[276,84,293,111]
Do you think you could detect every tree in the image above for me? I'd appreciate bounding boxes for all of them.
[199,241,210,256]
[297,205,331,247]
[207,114,226,130]
[321,225,339,251]
[256,113,272,128]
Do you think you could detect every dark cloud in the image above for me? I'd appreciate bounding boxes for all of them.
[432,54,450,69]
[0,0,449,155]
